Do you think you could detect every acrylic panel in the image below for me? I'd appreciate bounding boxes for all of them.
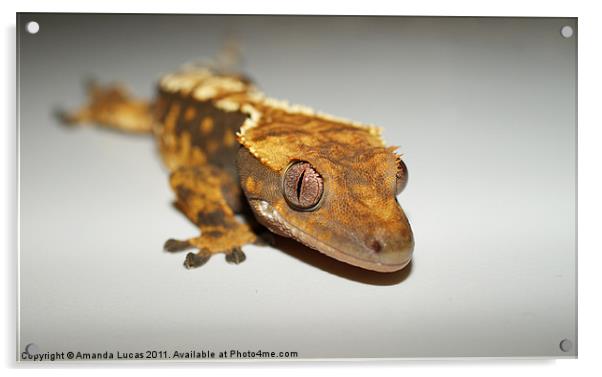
[17,14,577,361]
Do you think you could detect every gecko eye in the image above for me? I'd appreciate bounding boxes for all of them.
[395,158,408,195]
[283,161,324,211]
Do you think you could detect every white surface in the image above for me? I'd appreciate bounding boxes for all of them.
[17,14,576,359]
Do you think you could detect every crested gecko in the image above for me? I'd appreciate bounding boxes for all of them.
[60,66,414,272]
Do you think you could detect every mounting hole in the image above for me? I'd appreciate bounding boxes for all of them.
[560,25,573,39]
[26,21,40,34]
[559,338,573,352]
[25,343,39,355]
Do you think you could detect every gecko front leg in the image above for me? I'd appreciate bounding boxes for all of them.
[164,165,257,268]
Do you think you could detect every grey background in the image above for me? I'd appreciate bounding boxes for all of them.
[17,14,576,359]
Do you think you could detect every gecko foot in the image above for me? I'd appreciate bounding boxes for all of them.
[164,232,252,268]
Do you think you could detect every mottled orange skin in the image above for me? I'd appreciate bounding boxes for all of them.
[60,67,414,272]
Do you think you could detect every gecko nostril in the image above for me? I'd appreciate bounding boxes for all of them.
[369,240,382,253]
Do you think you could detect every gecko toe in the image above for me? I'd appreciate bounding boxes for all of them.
[54,108,73,125]
[184,250,210,269]
[254,231,276,247]
[225,248,246,264]
[164,238,193,252]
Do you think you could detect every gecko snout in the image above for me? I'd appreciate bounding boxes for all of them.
[361,225,413,272]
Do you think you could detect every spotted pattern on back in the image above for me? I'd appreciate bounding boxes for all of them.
[155,69,251,175]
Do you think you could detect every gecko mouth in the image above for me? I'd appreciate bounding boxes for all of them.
[249,199,412,273]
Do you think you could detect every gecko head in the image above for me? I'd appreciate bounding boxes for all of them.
[237,146,414,273]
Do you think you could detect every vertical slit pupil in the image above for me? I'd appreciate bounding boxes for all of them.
[296,169,305,201]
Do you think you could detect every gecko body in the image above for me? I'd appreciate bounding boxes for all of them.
[61,66,414,272]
